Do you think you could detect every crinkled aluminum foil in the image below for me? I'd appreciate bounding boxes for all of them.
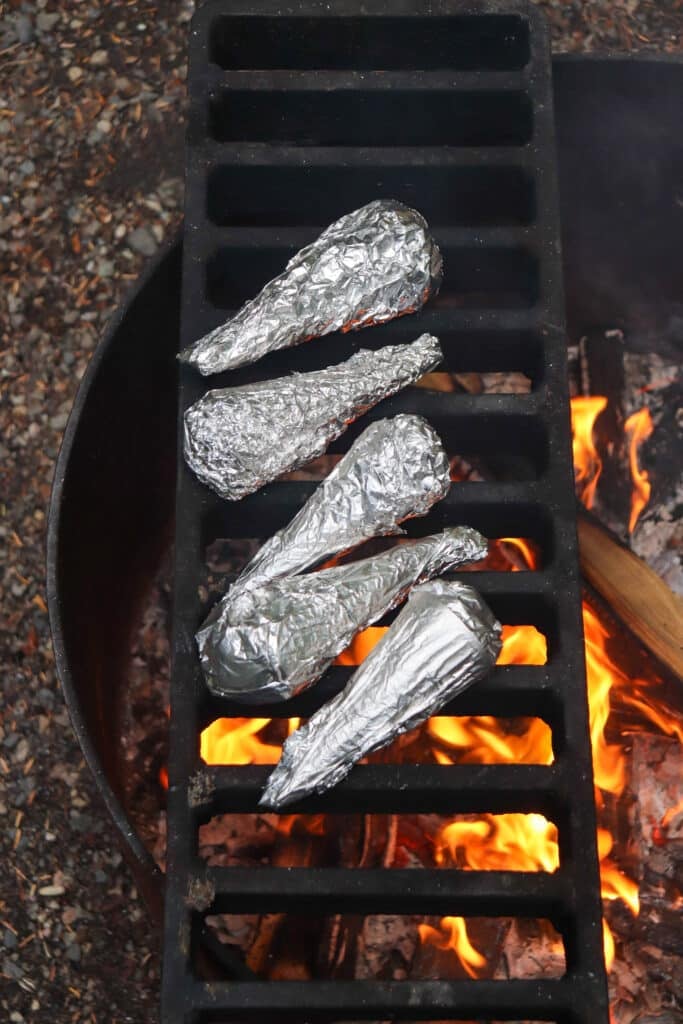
[260,581,502,809]
[198,527,487,703]
[232,414,451,595]
[183,334,442,501]
[180,200,443,375]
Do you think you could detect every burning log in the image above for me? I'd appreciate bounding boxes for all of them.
[261,581,501,809]
[183,334,442,500]
[179,200,442,374]
[198,526,487,703]
[577,510,683,681]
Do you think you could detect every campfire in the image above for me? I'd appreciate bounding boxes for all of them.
[135,391,680,1022]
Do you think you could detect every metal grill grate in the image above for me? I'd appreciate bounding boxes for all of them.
[163,2,609,1020]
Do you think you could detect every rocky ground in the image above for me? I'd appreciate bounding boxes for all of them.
[0,1,681,1021]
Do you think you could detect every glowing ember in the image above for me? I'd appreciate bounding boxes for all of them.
[624,406,654,532]
[571,396,607,509]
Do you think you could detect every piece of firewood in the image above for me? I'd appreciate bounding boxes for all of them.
[577,510,683,680]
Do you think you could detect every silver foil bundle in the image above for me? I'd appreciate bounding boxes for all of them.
[183,334,442,501]
[260,580,502,809]
[232,414,451,595]
[198,527,487,703]
[180,200,443,375]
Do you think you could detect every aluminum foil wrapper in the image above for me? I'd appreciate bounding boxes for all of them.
[183,334,442,501]
[260,580,502,809]
[232,414,451,594]
[198,527,487,703]
[180,200,443,375]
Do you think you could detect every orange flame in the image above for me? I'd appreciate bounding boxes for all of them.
[497,536,539,571]
[603,919,615,972]
[200,717,284,766]
[417,917,486,977]
[437,814,559,873]
[582,606,627,795]
[624,407,654,532]
[570,396,607,509]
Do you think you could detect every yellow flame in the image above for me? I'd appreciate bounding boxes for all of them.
[571,396,607,508]
[624,407,654,533]
[417,917,487,977]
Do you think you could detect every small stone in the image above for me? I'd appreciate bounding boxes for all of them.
[3,958,24,980]
[89,49,108,67]
[49,411,69,431]
[36,12,60,32]
[38,884,65,897]
[67,65,83,83]
[66,943,81,962]
[15,15,34,45]
[3,930,17,950]
[127,226,157,257]
[97,260,115,278]
[19,159,36,176]
[13,737,29,763]
[96,118,111,134]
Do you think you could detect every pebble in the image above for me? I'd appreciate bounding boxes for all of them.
[38,885,66,897]
[89,49,108,67]
[97,259,115,278]
[49,411,69,431]
[127,226,158,257]
[15,15,34,45]
[66,943,81,963]
[36,12,60,33]
[67,65,84,83]
[13,738,29,763]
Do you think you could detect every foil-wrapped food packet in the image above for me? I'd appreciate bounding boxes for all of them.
[199,527,487,703]
[184,334,442,501]
[232,414,451,595]
[180,200,443,375]
[260,581,502,809]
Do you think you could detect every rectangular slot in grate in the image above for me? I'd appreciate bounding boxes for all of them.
[164,2,609,1022]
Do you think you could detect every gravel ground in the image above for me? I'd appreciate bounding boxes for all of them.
[1,2,681,1022]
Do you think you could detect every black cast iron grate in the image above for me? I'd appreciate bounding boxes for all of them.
[163,2,609,1021]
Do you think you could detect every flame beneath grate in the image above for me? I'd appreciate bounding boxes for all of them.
[190,395,679,980]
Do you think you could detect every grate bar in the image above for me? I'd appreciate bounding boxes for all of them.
[205,866,569,918]
[197,764,564,817]
[192,977,596,1020]
[207,69,531,91]
[164,2,609,1021]
[203,663,560,723]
